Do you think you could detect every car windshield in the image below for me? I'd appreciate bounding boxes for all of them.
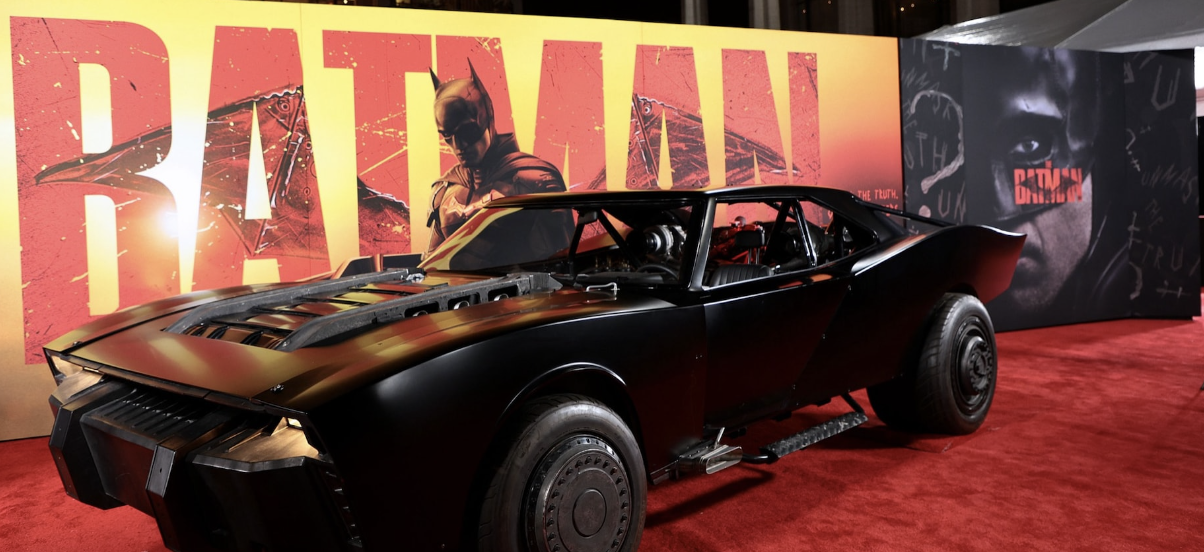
[420,201,699,285]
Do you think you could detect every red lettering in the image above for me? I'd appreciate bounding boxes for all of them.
[1053,167,1065,203]
[722,49,788,186]
[1013,169,1029,205]
[194,27,328,290]
[789,52,820,185]
[1032,167,1044,204]
[627,46,708,189]
[324,31,432,256]
[532,41,605,191]
[1039,161,1054,190]
[1067,169,1083,202]
[11,17,177,363]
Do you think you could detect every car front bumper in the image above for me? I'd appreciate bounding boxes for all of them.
[48,369,361,552]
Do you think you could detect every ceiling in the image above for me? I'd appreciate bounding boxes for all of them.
[920,0,1204,114]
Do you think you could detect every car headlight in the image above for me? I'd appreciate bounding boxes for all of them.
[48,354,90,383]
[275,416,326,456]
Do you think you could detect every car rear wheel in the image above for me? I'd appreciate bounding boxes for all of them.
[478,394,646,552]
[867,293,997,435]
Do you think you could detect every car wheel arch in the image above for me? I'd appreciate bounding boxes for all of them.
[906,284,980,372]
[505,363,645,469]
[868,291,999,434]
[460,363,648,547]
[865,282,980,402]
[947,282,978,299]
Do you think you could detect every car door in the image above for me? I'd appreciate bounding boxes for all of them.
[699,198,849,429]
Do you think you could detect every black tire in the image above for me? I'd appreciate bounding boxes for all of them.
[867,293,997,435]
[478,394,646,552]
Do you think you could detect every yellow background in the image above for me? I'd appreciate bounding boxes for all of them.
[0,0,900,439]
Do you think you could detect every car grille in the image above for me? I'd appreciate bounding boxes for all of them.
[54,373,362,551]
[87,387,217,446]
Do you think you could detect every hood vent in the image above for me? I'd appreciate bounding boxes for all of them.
[165,270,561,351]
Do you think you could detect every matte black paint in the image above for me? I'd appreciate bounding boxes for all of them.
[45,186,1023,552]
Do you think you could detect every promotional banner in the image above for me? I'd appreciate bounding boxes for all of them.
[1122,51,1201,319]
[0,0,902,438]
[901,39,1200,331]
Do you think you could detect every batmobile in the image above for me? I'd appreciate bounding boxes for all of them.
[45,185,1023,552]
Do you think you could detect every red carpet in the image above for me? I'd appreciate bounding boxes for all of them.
[3,311,1202,551]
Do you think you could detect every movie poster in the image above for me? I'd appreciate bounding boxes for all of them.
[903,39,1200,330]
[899,39,1192,331]
[0,0,902,438]
[963,45,1131,330]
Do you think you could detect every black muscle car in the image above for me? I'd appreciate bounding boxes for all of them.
[45,185,1024,552]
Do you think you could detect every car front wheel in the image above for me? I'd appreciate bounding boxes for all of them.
[478,394,646,552]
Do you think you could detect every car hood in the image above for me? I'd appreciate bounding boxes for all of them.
[46,270,668,411]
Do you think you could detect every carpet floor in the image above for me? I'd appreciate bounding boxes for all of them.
[3,309,1202,551]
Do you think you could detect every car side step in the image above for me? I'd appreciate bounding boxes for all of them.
[681,443,744,475]
[678,427,743,475]
[742,394,868,465]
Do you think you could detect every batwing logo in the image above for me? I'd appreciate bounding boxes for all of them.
[1013,161,1084,205]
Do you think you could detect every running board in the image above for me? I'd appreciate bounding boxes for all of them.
[742,412,867,464]
[743,393,868,465]
[678,394,868,475]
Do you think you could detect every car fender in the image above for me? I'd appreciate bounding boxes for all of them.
[500,361,643,458]
[305,303,706,552]
[794,225,1024,403]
